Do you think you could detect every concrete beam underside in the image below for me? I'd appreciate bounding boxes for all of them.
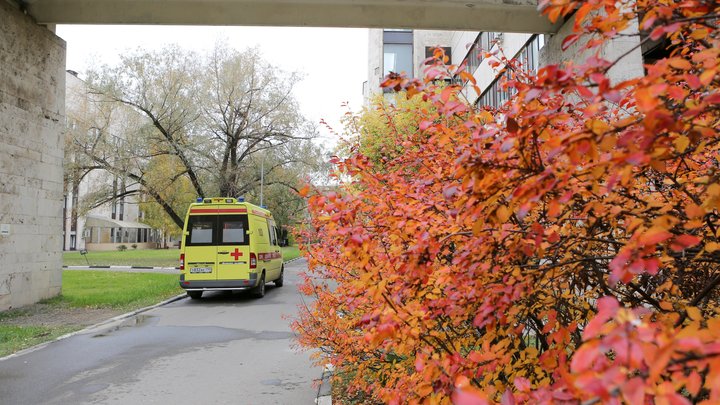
[24,0,559,33]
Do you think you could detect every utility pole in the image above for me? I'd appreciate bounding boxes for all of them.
[260,156,264,207]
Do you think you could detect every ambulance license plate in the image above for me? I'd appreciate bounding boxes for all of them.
[190,267,212,274]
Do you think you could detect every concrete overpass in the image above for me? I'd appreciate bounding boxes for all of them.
[23,0,558,33]
[0,0,558,310]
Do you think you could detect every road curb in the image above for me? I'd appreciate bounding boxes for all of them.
[63,265,180,270]
[284,256,305,264]
[0,293,187,363]
[316,364,333,405]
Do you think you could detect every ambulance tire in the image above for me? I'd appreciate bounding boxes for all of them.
[252,273,266,298]
[187,291,203,300]
[275,266,284,287]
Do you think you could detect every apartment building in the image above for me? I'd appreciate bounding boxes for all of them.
[365,14,646,107]
[63,71,160,251]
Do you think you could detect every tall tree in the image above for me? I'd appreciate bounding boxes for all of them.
[76,43,323,229]
[199,44,314,197]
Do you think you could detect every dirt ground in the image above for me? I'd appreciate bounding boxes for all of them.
[0,302,124,328]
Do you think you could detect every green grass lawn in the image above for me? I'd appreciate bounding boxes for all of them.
[0,326,77,357]
[57,271,183,309]
[63,249,181,267]
[0,270,183,357]
[64,246,302,267]
[282,245,301,261]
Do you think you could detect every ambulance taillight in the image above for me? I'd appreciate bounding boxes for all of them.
[250,253,257,269]
[180,253,185,271]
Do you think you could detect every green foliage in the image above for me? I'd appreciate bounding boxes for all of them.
[340,91,435,170]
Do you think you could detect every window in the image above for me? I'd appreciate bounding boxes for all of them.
[222,221,246,244]
[188,217,215,245]
[383,29,414,78]
[464,34,482,75]
[424,46,452,64]
[268,222,278,246]
[219,215,250,246]
[186,215,250,246]
[384,44,413,76]
[476,35,544,109]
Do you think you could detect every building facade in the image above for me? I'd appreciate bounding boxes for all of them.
[366,15,646,107]
[63,71,160,251]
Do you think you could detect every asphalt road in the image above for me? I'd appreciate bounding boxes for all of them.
[0,258,321,405]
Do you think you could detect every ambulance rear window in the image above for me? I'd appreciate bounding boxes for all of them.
[223,221,245,243]
[187,216,215,245]
[219,215,249,246]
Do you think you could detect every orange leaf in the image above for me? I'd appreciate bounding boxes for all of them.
[637,227,673,247]
[669,58,692,71]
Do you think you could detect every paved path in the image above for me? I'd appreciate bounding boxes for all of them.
[0,258,320,405]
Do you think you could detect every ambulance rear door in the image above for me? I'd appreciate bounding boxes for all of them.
[216,211,251,282]
[184,212,218,281]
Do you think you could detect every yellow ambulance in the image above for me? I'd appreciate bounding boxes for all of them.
[179,197,284,299]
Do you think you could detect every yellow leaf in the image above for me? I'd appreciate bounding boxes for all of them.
[705,242,720,252]
[674,135,690,153]
[686,306,702,321]
[496,205,511,222]
[587,119,611,135]
[691,29,708,40]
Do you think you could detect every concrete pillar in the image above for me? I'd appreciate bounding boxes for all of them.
[0,0,66,310]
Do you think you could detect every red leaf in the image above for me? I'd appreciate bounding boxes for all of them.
[514,376,531,392]
[441,86,453,103]
[649,26,667,41]
[506,118,519,134]
[453,389,490,405]
[524,88,542,103]
[620,377,645,405]
[350,233,364,245]
[670,234,701,251]
[582,297,619,339]
[570,341,599,372]
[501,389,516,405]
[562,34,580,51]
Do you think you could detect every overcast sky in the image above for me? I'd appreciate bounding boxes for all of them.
[56,25,369,147]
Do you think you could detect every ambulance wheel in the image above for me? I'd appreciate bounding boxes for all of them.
[252,273,266,298]
[275,266,284,287]
[187,291,203,300]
